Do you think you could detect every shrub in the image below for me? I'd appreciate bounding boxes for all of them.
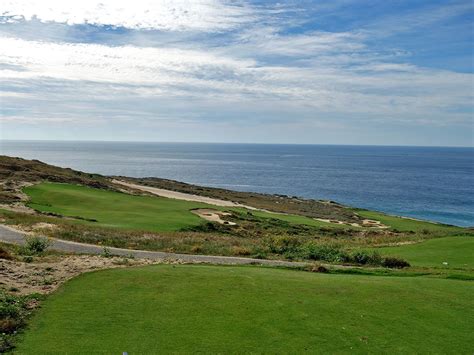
[20,236,52,255]
[309,265,329,273]
[101,247,113,258]
[304,243,347,263]
[0,247,13,260]
[265,236,301,255]
[231,246,251,256]
[350,250,382,265]
[22,256,33,263]
[0,291,43,352]
[382,257,410,269]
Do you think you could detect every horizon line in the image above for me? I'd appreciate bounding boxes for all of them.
[1,138,473,149]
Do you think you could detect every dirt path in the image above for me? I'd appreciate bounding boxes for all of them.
[0,225,308,268]
[113,179,257,209]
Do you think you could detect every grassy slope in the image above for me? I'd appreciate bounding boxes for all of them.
[120,176,360,222]
[24,182,209,232]
[376,236,474,269]
[17,265,474,354]
[25,182,350,233]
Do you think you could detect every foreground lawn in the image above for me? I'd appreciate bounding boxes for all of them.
[24,183,209,232]
[376,236,474,269]
[17,265,473,354]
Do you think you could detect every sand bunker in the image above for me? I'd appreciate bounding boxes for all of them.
[113,180,256,209]
[191,209,236,225]
[314,218,388,228]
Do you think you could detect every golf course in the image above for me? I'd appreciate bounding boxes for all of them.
[14,265,474,354]
[0,157,473,353]
[23,182,335,232]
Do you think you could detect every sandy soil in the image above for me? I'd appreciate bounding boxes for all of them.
[191,209,237,225]
[0,203,36,215]
[0,255,155,295]
[314,218,388,228]
[113,179,256,209]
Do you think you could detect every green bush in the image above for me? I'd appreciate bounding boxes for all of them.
[304,243,347,263]
[20,236,52,255]
[0,291,43,352]
[382,257,410,269]
[351,250,382,265]
[265,236,301,255]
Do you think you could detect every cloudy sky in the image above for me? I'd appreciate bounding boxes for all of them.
[1,0,473,146]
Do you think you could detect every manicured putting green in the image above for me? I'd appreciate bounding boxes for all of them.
[17,265,474,354]
[376,236,474,269]
[356,209,463,233]
[250,209,353,228]
[24,182,210,232]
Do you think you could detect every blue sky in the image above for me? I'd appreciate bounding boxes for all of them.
[0,0,473,146]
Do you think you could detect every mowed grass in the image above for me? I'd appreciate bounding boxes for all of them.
[247,210,349,228]
[376,236,474,269]
[24,182,209,232]
[17,265,474,354]
[355,209,464,233]
[24,182,348,233]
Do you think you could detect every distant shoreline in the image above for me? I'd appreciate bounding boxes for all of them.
[1,141,473,227]
[2,139,474,149]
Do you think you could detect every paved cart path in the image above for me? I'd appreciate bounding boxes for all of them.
[0,225,309,267]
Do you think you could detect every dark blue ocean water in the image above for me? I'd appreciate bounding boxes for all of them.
[1,141,473,227]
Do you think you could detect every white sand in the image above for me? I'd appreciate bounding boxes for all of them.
[191,209,237,225]
[112,179,256,209]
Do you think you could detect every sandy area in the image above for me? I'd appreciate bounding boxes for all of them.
[0,255,155,295]
[113,179,256,209]
[314,218,388,228]
[0,203,36,215]
[191,209,237,225]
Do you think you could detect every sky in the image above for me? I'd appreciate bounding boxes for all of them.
[0,0,473,146]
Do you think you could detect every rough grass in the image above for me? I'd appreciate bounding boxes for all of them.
[24,182,211,232]
[0,291,43,353]
[0,206,465,265]
[375,236,474,269]
[16,265,474,354]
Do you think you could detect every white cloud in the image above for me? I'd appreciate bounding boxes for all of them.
[2,0,474,137]
[0,36,255,84]
[235,28,366,57]
[1,35,472,127]
[1,0,255,31]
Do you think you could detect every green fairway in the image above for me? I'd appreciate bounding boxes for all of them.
[17,265,474,354]
[24,182,210,232]
[249,209,349,228]
[355,209,463,233]
[376,236,474,269]
[23,182,348,233]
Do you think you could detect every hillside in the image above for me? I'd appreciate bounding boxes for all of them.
[0,156,114,203]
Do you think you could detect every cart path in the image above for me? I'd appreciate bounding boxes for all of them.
[0,225,309,267]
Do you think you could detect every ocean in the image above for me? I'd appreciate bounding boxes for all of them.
[1,140,473,227]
